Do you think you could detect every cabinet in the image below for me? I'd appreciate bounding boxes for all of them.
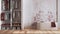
[1,0,22,30]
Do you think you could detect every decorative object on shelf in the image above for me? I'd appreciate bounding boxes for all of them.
[13,0,21,10]
[1,23,10,27]
[5,12,10,21]
[51,21,56,27]
[12,26,21,30]
[1,12,11,23]
[12,23,21,27]
[1,23,10,30]
[12,11,21,23]
[2,0,10,11]
[1,12,5,21]
[12,23,21,30]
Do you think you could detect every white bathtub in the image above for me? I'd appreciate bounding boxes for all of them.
[37,22,58,30]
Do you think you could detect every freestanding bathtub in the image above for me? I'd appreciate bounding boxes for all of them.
[37,22,58,30]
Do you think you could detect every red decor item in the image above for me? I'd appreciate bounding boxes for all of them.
[51,22,56,27]
[1,23,10,27]
[3,0,10,10]
[4,0,8,10]
[1,12,5,21]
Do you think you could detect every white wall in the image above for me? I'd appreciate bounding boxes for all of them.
[0,0,1,30]
[36,0,56,30]
[23,0,56,28]
[33,0,56,22]
[58,0,60,28]
[23,0,33,28]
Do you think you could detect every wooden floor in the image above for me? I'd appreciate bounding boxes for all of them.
[0,29,60,34]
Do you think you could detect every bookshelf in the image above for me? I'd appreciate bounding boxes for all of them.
[1,0,21,30]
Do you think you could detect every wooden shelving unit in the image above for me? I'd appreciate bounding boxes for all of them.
[1,0,21,30]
